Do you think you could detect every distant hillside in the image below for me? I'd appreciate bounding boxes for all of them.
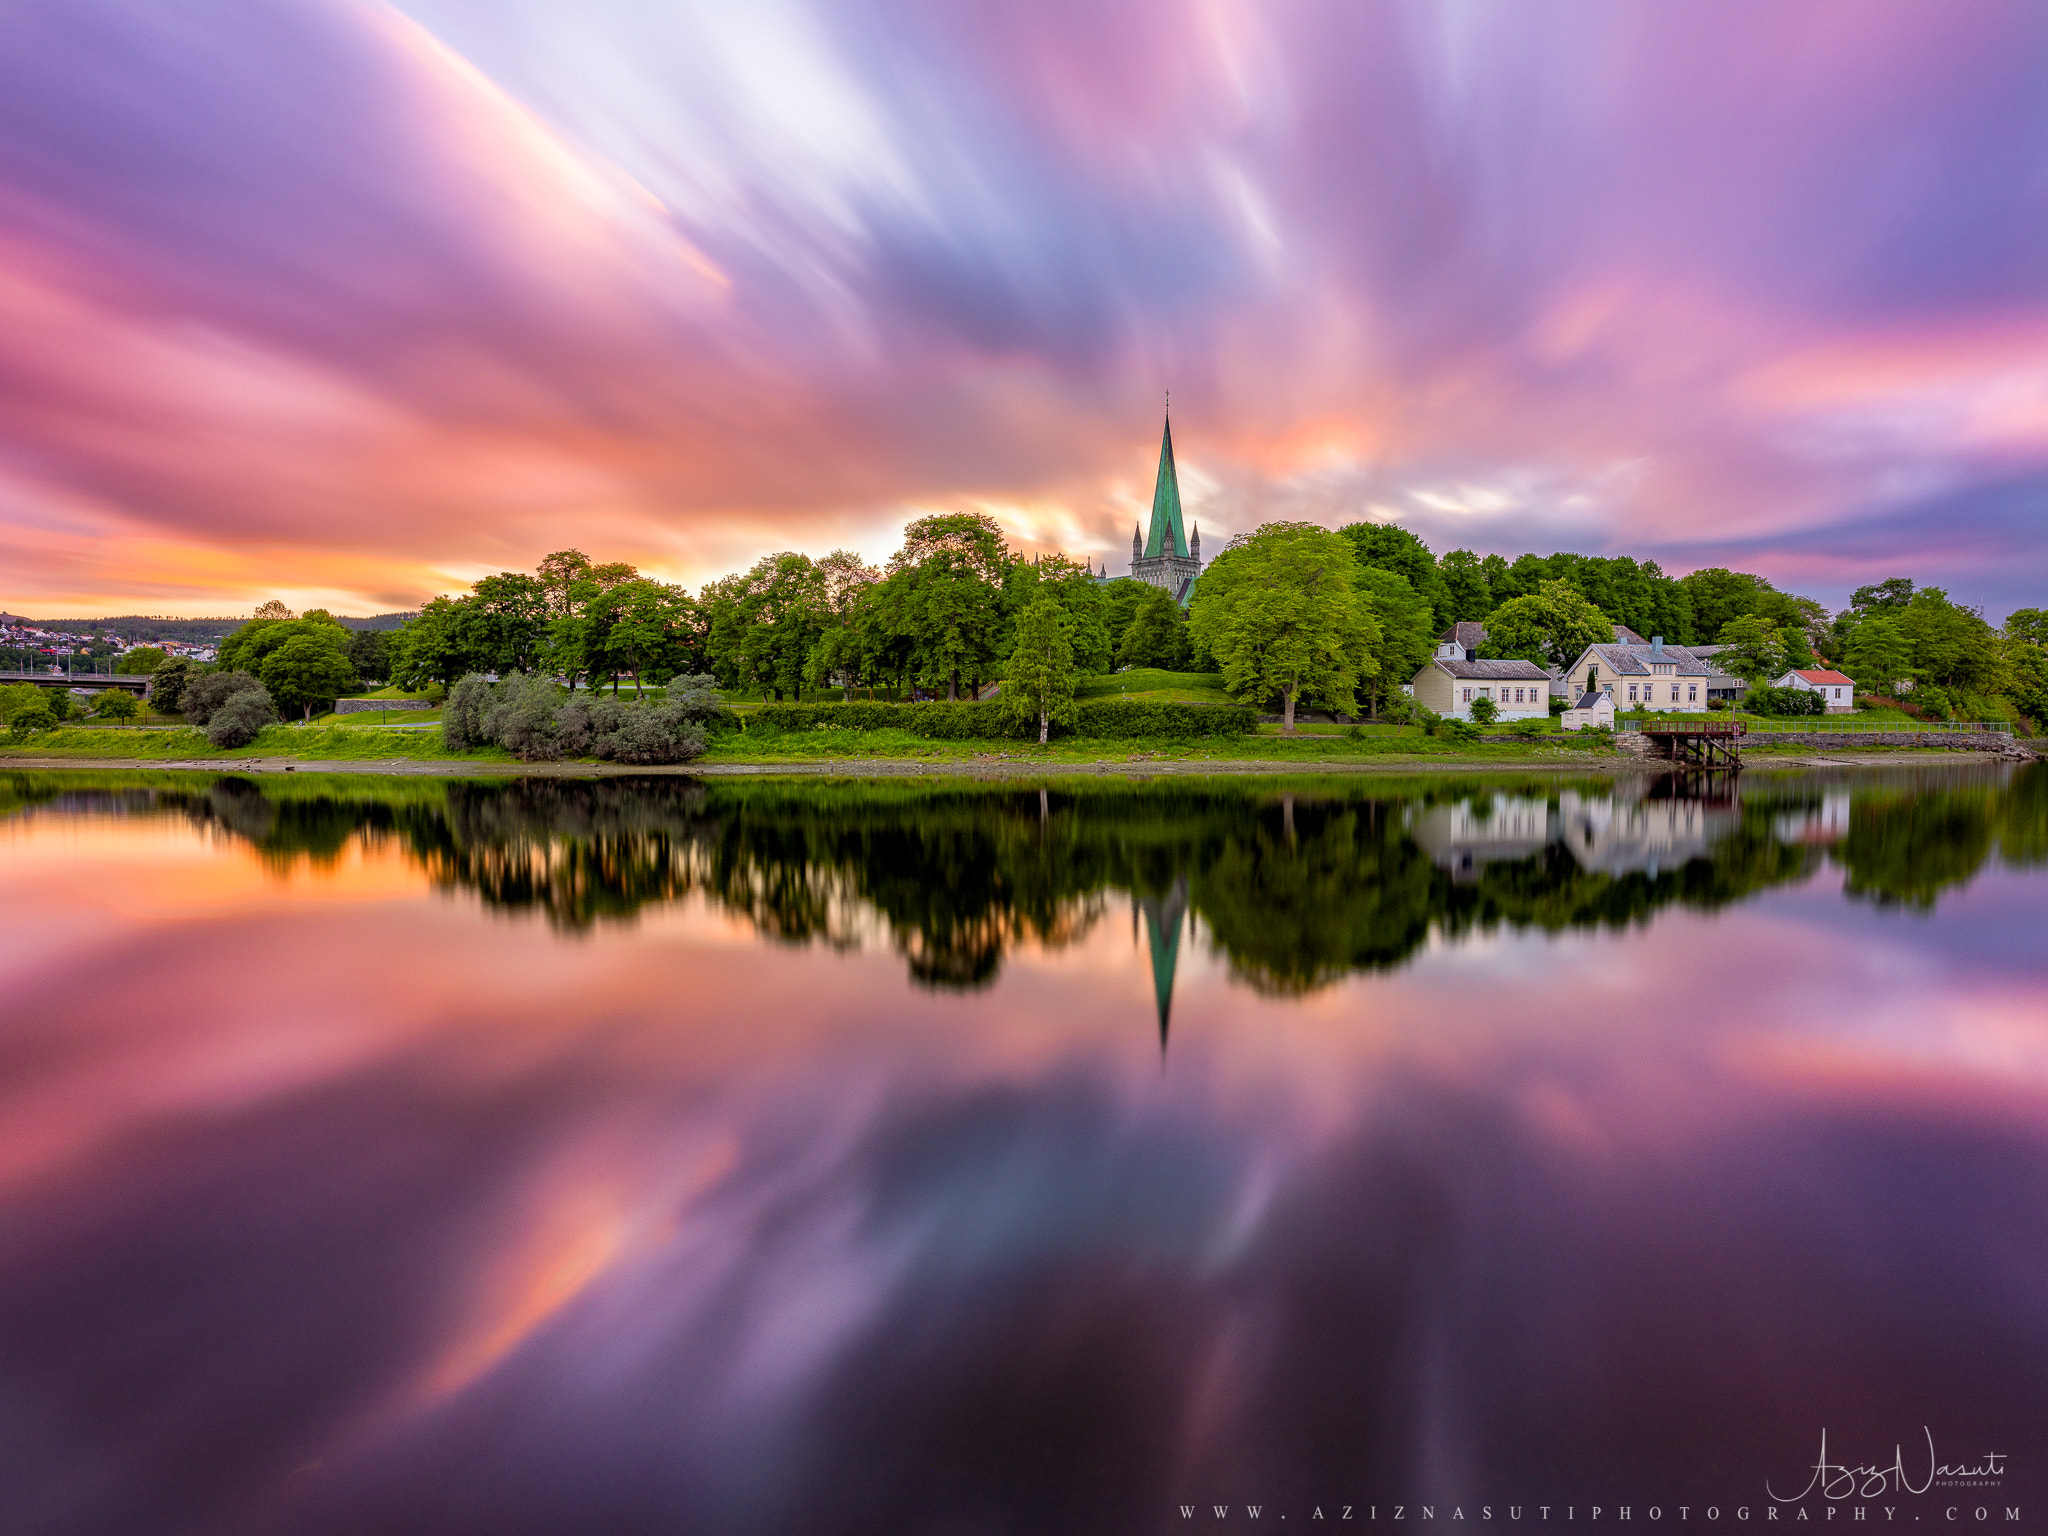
[0,611,416,640]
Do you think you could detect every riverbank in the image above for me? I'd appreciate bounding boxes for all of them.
[0,746,2023,778]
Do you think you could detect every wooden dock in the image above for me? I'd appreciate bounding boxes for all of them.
[1639,718,1746,769]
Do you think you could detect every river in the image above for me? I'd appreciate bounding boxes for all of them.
[1,765,2043,1534]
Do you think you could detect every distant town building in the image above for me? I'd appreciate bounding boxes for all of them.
[1128,413,1202,605]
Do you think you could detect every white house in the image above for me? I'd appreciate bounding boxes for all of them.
[1410,657,1555,721]
[1560,687,1615,732]
[1431,622,1488,663]
[1558,636,1712,714]
[1774,668,1856,713]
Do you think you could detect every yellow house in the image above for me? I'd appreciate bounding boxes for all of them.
[1558,636,1710,713]
[1410,657,1555,721]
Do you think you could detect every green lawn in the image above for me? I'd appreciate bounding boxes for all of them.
[1074,669,1233,704]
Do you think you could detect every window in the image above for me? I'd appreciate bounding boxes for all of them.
[1688,685,1698,702]
[1628,684,1638,701]
[1462,688,1472,702]
[1671,686,1680,702]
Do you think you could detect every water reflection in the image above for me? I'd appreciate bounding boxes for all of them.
[8,764,2039,1011]
[0,766,2044,1534]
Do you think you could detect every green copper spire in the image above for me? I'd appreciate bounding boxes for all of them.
[1143,412,1188,560]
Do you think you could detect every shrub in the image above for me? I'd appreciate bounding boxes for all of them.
[1510,718,1548,739]
[1439,718,1479,745]
[206,687,276,748]
[184,670,267,727]
[442,674,494,751]
[1548,694,1569,717]
[1743,685,1825,718]
[93,688,139,720]
[484,672,563,761]
[1415,706,1444,738]
[47,690,76,722]
[594,702,706,764]
[7,700,56,736]
[1468,695,1499,725]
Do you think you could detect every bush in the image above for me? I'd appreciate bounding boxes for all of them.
[7,700,56,736]
[1468,695,1499,725]
[1510,718,1548,739]
[93,688,139,720]
[47,690,76,722]
[1415,706,1444,738]
[595,703,706,764]
[206,688,276,748]
[1548,694,1569,717]
[1742,686,1824,718]
[442,674,493,751]
[1707,697,1731,712]
[484,672,563,761]
[1439,718,1479,745]
[184,670,267,727]
[746,698,1254,741]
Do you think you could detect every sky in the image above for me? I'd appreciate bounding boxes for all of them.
[2,0,2046,621]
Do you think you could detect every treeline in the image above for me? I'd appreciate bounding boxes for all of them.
[199,513,2043,731]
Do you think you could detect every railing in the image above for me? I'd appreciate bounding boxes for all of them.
[1619,712,2012,736]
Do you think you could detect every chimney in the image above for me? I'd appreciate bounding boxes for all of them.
[1650,635,1663,656]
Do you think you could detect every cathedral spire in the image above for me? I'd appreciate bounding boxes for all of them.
[1143,412,1188,560]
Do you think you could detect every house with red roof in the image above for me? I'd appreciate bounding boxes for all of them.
[1773,668,1857,712]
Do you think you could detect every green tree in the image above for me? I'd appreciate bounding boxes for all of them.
[92,688,139,720]
[1900,587,2002,695]
[1716,614,1787,684]
[881,512,1012,700]
[807,549,883,698]
[1352,568,1438,718]
[259,630,357,720]
[1337,523,1448,627]
[1468,694,1499,726]
[390,596,478,690]
[1188,522,1379,733]
[1007,555,1112,672]
[6,699,56,735]
[1117,584,1192,670]
[1438,550,1492,622]
[1478,579,1612,670]
[470,573,553,675]
[347,628,390,684]
[1002,598,1079,744]
[115,647,166,674]
[2004,611,2048,728]
[147,657,194,715]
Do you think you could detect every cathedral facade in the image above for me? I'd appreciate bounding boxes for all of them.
[1128,413,1202,604]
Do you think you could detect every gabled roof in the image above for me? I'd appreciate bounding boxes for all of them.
[1570,642,1711,677]
[1436,621,1487,649]
[1571,689,1613,709]
[1612,624,1648,645]
[1142,415,1189,560]
[1434,657,1553,681]
[1788,668,1855,688]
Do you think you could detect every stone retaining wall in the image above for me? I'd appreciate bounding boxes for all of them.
[335,698,436,714]
[1741,731,2026,756]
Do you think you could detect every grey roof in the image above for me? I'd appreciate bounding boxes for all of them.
[1434,657,1554,681]
[1436,621,1488,649]
[1575,642,1711,677]
[1572,689,1612,709]
[1612,624,1648,645]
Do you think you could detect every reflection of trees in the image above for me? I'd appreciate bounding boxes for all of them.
[4,762,2042,993]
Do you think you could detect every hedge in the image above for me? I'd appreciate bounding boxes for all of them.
[746,698,1256,740]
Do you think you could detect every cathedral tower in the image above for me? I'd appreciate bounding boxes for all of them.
[1128,411,1203,604]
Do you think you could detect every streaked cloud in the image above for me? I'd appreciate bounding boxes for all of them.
[1,0,2045,616]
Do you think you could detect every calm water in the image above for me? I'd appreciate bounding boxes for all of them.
[1,765,2045,1535]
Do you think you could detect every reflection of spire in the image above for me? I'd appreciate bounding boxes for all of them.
[1135,877,1189,1055]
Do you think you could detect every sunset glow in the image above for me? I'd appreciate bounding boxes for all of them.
[4,0,2047,617]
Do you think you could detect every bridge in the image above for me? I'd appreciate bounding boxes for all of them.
[0,671,151,694]
[1638,717,1745,769]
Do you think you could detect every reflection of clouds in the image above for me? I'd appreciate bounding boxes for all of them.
[0,798,2046,1528]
